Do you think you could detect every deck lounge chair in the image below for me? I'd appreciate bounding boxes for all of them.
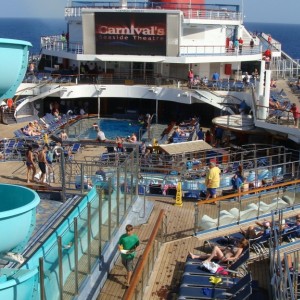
[178,273,252,299]
[199,215,218,230]
[70,143,81,154]
[180,271,251,290]
[229,207,258,222]
[184,248,250,276]
[4,139,16,149]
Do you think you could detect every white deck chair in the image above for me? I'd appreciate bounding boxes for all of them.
[271,197,288,210]
[246,203,267,215]
[257,201,272,214]
[199,215,217,230]
[282,195,295,206]
[219,210,237,226]
[229,207,258,221]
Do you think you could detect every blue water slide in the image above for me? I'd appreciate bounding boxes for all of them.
[0,184,40,299]
[0,184,40,253]
[0,268,38,300]
[0,38,32,102]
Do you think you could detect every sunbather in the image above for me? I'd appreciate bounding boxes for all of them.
[241,220,272,239]
[189,238,249,263]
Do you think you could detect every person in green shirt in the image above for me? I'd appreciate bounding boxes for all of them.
[118,224,140,287]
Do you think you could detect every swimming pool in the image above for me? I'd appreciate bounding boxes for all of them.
[68,118,142,140]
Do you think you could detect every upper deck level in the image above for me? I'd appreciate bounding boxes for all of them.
[65,1,243,25]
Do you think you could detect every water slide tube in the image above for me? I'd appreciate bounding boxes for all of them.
[0,38,32,102]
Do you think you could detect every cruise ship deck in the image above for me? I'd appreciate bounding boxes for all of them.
[0,86,300,299]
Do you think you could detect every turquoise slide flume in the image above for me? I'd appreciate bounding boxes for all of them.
[0,38,32,102]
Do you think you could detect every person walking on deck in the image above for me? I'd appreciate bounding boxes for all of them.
[205,162,221,204]
[291,103,300,128]
[37,145,49,184]
[25,146,36,183]
[118,224,140,287]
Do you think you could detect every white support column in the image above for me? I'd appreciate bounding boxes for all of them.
[258,60,265,98]
[259,70,271,120]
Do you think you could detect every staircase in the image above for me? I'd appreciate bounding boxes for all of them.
[1,107,16,124]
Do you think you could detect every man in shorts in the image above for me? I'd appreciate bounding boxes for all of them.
[205,162,221,204]
[38,145,49,184]
[118,224,140,287]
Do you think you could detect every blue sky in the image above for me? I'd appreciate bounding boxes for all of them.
[1,0,300,24]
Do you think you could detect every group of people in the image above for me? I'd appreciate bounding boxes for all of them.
[268,98,299,127]
[21,120,45,137]
[25,144,51,184]
[189,213,300,271]
[204,162,245,203]
[197,126,230,148]
[226,37,244,53]
[187,69,217,88]
[25,142,72,184]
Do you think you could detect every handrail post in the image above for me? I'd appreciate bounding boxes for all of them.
[87,202,92,274]
[217,199,221,228]
[98,185,103,254]
[124,163,128,211]
[194,203,199,235]
[39,257,45,300]
[80,163,84,194]
[108,177,112,240]
[116,167,120,225]
[74,217,79,295]
[57,236,64,300]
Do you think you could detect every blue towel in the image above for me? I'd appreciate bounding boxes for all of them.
[202,288,212,297]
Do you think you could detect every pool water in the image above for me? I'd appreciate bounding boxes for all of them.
[77,118,142,140]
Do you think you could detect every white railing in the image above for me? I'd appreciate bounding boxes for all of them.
[64,6,242,21]
[183,9,241,21]
[41,36,83,54]
[180,45,261,56]
[40,35,261,57]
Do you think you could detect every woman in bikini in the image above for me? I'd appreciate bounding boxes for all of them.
[26,146,36,183]
[189,238,249,263]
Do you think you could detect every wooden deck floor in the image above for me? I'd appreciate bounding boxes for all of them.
[98,195,300,300]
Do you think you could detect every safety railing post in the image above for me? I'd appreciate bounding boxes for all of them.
[39,257,45,300]
[87,202,91,274]
[98,185,103,253]
[57,236,64,300]
[74,217,79,295]
[194,203,199,235]
[108,177,112,239]
[116,167,120,225]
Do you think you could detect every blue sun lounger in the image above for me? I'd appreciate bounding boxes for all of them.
[184,248,249,276]
[180,273,241,288]
[178,273,252,299]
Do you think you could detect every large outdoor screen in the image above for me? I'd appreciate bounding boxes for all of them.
[95,12,166,55]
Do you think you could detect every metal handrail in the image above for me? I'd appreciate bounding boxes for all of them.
[195,178,300,206]
[123,209,165,300]
[64,3,242,19]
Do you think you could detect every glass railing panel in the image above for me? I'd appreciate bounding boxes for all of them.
[75,206,90,276]
[42,242,61,300]
[60,222,77,299]
[89,195,100,264]
[118,163,126,220]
